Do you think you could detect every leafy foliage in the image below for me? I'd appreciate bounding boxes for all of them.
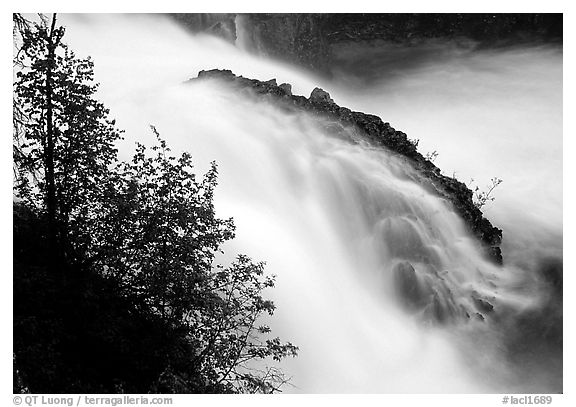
[96,128,297,392]
[13,14,297,394]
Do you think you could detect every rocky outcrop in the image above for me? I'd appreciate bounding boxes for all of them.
[309,87,336,105]
[191,69,503,264]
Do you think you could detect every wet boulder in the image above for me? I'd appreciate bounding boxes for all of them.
[472,297,494,314]
[424,288,461,324]
[393,261,431,309]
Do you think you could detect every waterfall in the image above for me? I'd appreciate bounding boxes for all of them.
[59,13,562,393]
[234,14,254,52]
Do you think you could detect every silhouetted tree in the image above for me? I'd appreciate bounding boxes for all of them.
[13,15,297,393]
[96,127,298,392]
[14,13,122,266]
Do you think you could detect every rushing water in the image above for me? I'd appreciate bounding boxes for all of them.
[59,14,562,393]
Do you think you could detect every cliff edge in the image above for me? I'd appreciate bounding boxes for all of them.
[190,69,503,264]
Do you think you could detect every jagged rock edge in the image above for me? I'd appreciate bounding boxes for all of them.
[189,69,503,264]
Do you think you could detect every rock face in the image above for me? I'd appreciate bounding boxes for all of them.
[170,13,237,43]
[172,14,563,75]
[244,14,562,74]
[192,69,503,264]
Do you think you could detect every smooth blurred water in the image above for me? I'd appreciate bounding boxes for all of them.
[58,14,562,393]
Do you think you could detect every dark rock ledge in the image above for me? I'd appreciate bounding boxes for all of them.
[189,69,503,264]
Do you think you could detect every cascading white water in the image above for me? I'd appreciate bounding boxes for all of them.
[59,14,562,393]
[234,14,256,53]
[326,41,563,270]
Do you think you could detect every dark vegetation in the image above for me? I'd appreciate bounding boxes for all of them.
[13,13,297,394]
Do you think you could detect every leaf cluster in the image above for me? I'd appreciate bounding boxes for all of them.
[13,14,297,394]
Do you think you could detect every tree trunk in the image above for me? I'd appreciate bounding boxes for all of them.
[45,13,58,267]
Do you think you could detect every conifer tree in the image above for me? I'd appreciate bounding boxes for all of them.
[14,13,122,264]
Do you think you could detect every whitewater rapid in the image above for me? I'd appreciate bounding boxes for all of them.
[58,14,562,393]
